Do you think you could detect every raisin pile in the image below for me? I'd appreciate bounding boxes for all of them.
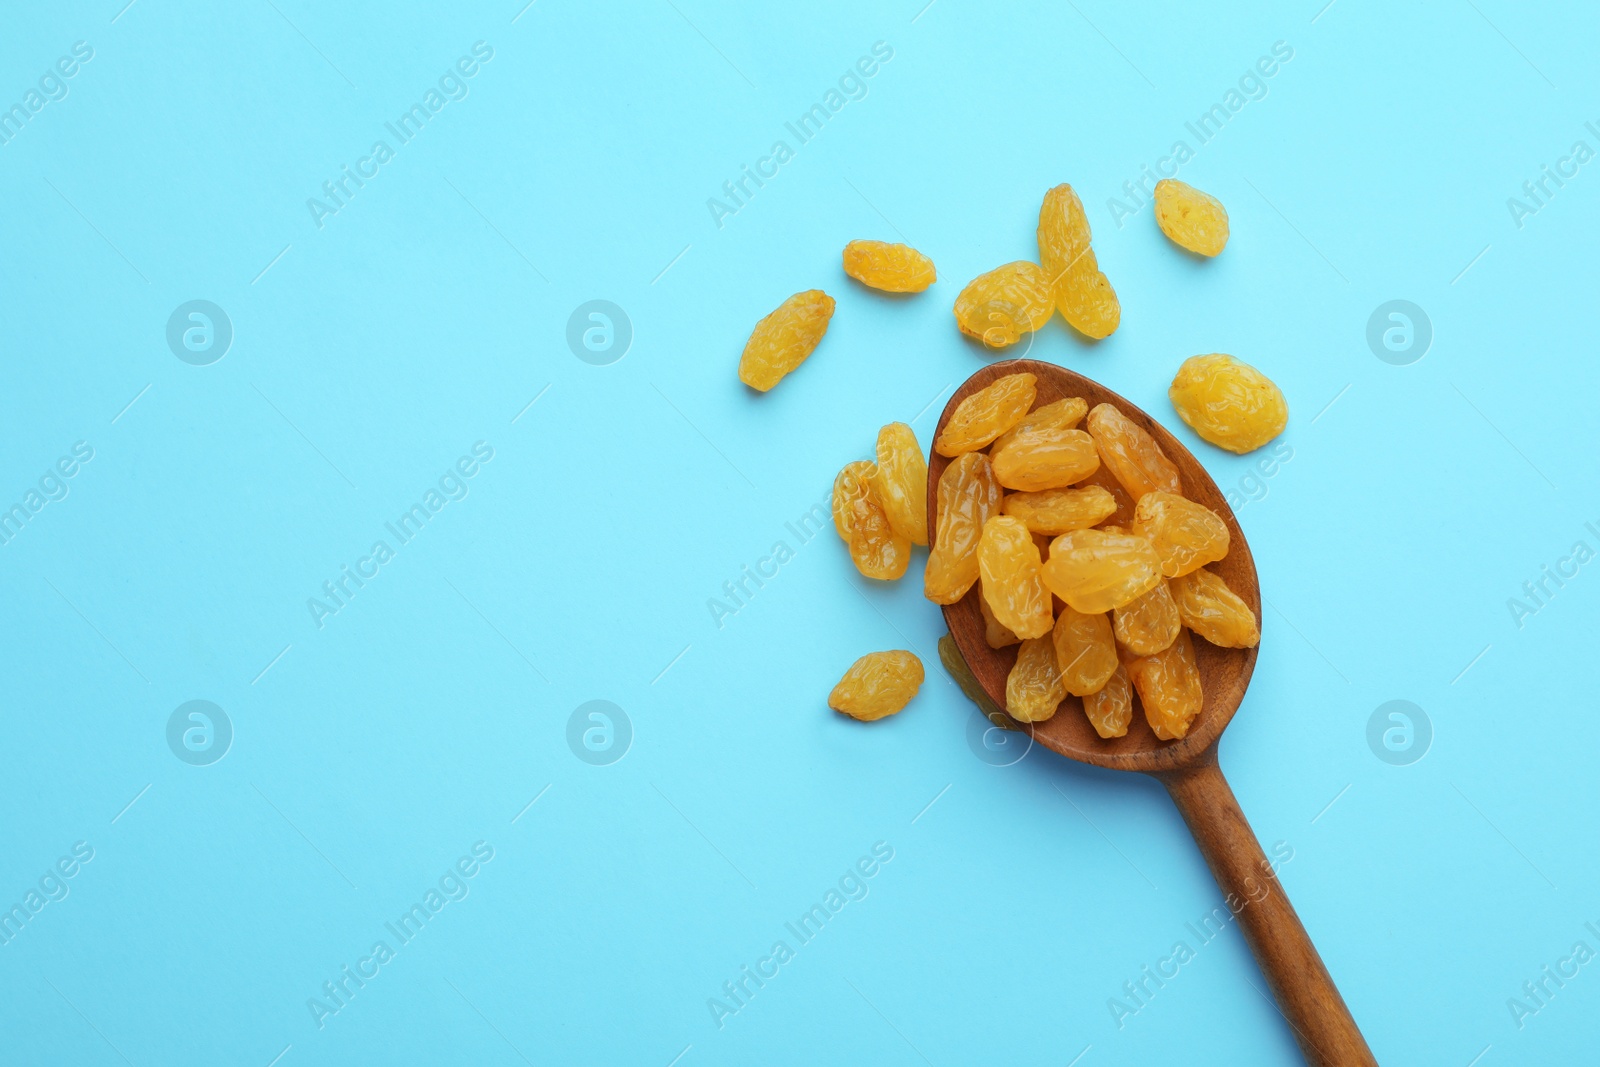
[752,183,1283,729]
[927,373,1259,740]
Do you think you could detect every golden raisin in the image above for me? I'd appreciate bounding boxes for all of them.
[832,461,911,580]
[925,453,1003,605]
[1168,354,1288,454]
[991,397,1088,453]
[1083,663,1133,739]
[1171,568,1260,648]
[1040,529,1163,613]
[1073,465,1138,527]
[1154,179,1229,257]
[935,373,1037,457]
[979,588,1021,648]
[1131,491,1229,578]
[1006,636,1065,723]
[1002,486,1118,536]
[977,516,1054,640]
[1037,184,1120,339]
[873,422,929,545]
[1126,629,1203,740]
[1085,403,1183,501]
[990,427,1100,492]
[842,240,937,292]
[1051,605,1118,697]
[1112,580,1181,656]
[738,290,835,391]
[829,651,924,721]
[952,262,1054,348]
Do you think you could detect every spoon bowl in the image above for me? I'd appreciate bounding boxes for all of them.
[928,358,1259,773]
[929,357,1374,1067]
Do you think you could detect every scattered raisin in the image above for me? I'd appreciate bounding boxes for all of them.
[1154,180,1229,257]
[738,290,835,391]
[873,422,929,545]
[829,651,925,721]
[1168,353,1288,454]
[953,262,1054,348]
[843,240,938,292]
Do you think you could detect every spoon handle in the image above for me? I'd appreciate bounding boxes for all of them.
[1158,754,1376,1066]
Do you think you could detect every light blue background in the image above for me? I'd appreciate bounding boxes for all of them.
[2,0,1595,1063]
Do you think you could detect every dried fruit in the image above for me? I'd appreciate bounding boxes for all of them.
[1131,491,1229,578]
[832,461,911,580]
[1154,179,1229,257]
[977,516,1054,640]
[1073,465,1137,527]
[1006,636,1065,722]
[1037,184,1120,339]
[829,651,924,721]
[1041,529,1163,613]
[1051,605,1118,696]
[873,422,929,545]
[1171,568,1260,648]
[935,373,1037,457]
[1168,353,1288,454]
[938,634,1017,730]
[1083,663,1133,738]
[925,453,1003,604]
[1085,403,1183,501]
[953,262,1054,348]
[978,588,1021,648]
[1126,629,1203,740]
[738,290,835,391]
[990,427,1100,492]
[991,397,1088,453]
[1003,486,1118,536]
[842,240,938,292]
[1111,580,1181,656]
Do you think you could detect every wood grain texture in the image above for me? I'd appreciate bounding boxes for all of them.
[930,358,1374,1066]
[1162,754,1377,1066]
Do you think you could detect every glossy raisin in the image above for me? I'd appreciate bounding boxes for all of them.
[991,397,1088,453]
[1083,663,1133,739]
[1006,635,1065,723]
[1126,629,1203,740]
[873,422,929,545]
[1168,353,1288,454]
[829,651,924,721]
[990,427,1100,492]
[1041,529,1163,614]
[953,262,1054,348]
[1154,180,1229,257]
[843,240,937,292]
[979,587,1021,648]
[1111,580,1181,656]
[1037,184,1120,339]
[935,373,1037,457]
[1085,403,1182,501]
[832,461,911,580]
[925,452,1003,605]
[1170,568,1260,648]
[1051,604,1118,696]
[738,290,835,391]
[977,516,1054,640]
[1131,491,1229,578]
[1002,486,1118,536]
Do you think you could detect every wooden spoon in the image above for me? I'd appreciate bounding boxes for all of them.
[929,358,1374,1066]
